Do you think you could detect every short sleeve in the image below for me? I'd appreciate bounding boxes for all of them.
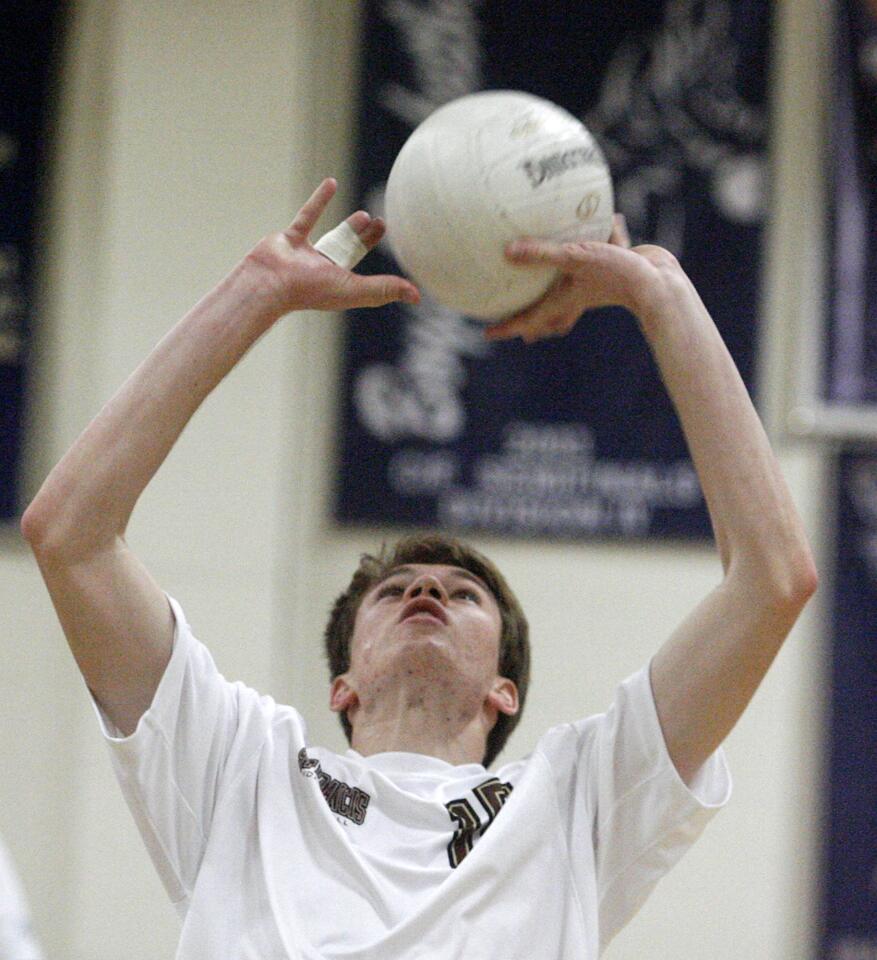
[92,596,272,906]
[538,663,732,952]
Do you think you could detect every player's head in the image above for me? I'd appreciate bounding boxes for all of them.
[324,534,530,766]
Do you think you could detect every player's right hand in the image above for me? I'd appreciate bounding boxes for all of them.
[487,215,691,344]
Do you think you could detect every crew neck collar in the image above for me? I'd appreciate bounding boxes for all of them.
[346,749,486,778]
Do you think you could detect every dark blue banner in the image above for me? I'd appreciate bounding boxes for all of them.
[335,0,770,540]
[823,0,877,408]
[0,2,64,520]
[822,451,877,959]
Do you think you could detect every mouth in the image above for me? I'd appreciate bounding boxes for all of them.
[399,598,448,625]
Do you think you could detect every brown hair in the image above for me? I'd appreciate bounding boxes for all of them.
[324,534,530,767]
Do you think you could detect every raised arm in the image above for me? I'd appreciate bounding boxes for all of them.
[21,179,419,736]
[489,227,817,784]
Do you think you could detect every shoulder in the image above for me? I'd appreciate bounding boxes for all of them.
[508,665,657,780]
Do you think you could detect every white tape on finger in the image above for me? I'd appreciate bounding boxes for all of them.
[313,221,369,269]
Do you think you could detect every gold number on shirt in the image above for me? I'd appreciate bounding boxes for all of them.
[445,798,480,868]
[445,778,513,868]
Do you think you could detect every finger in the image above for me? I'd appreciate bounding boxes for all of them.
[492,312,575,343]
[505,238,597,269]
[314,219,369,269]
[345,210,371,235]
[339,274,420,309]
[485,277,563,340]
[357,215,386,250]
[507,236,649,308]
[510,313,576,343]
[285,178,338,241]
[484,319,524,341]
[609,213,631,249]
[486,289,582,343]
[314,212,386,268]
[546,314,578,337]
[487,307,550,341]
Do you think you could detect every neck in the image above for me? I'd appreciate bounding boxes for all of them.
[349,681,494,766]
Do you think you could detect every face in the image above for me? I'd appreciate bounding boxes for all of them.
[332,563,513,721]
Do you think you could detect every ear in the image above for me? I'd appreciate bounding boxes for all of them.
[487,677,519,717]
[329,675,358,714]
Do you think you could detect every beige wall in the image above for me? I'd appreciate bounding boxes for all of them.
[0,1,829,958]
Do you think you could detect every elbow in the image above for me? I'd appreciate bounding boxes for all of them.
[784,563,818,616]
[20,496,58,554]
[20,493,76,560]
[729,543,818,621]
[20,496,51,551]
[764,547,819,618]
[22,490,119,564]
[794,551,819,604]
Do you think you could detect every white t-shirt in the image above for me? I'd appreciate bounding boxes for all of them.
[0,837,43,960]
[95,597,731,960]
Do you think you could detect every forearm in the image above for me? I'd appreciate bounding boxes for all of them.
[22,259,279,559]
[634,258,814,593]
[638,258,817,781]
[21,180,415,735]
[496,234,818,780]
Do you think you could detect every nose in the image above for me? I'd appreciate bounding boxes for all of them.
[404,574,448,604]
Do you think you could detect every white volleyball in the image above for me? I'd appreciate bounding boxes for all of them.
[384,90,614,321]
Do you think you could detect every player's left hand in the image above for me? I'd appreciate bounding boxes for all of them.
[486,214,672,343]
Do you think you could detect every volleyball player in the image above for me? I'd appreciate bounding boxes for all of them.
[21,180,816,958]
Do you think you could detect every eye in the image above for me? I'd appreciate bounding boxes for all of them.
[453,588,480,602]
[375,583,404,599]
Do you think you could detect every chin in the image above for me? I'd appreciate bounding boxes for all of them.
[389,640,462,679]
[398,634,453,659]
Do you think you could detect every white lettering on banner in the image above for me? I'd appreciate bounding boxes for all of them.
[353,0,484,444]
[435,422,701,536]
[381,0,481,128]
[373,421,703,535]
[440,491,664,537]
[585,0,767,254]
[389,450,459,495]
[353,298,487,442]
[503,422,595,457]
[473,457,699,504]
